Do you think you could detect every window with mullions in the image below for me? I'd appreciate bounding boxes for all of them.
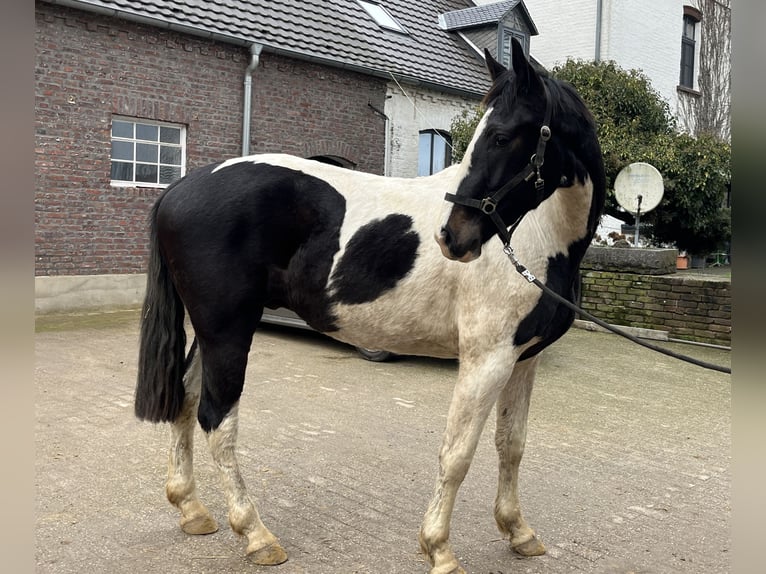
[110,118,185,186]
[679,14,698,89]
[418,130,452,176]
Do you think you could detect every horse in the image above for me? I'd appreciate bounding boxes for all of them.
[135,38,605,574]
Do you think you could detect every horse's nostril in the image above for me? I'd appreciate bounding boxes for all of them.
[440,226,453,247]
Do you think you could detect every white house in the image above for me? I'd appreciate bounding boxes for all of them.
[475,0,730,140]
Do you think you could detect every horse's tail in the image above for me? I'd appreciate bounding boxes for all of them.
[135,199,187,423]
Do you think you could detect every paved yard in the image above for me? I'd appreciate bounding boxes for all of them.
[35,311,730,573]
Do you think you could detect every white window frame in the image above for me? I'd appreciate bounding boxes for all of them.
[110,117,187,188]
[357,1,408,34]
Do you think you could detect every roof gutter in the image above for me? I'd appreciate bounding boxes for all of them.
[242,43,262,156]
[45,0,485,99]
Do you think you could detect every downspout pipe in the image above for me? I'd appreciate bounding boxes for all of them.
[367,102,390,176]
[595,0,603,62]
[242,43,263,156]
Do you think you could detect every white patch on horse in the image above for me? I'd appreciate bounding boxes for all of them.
[436,108,493,235]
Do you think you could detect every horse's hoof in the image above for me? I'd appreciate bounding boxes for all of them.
[247,541,288,565]
[512,535,546,556]
[180,515,219,535]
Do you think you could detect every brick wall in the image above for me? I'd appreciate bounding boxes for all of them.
[580,271,731,346]
[35,2,386,276]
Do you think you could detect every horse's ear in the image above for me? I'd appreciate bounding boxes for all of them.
[510,37,542,95]
[484,48,507,81]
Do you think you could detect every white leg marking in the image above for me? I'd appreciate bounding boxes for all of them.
[207,405,287,564]
[419,348,515,574]
[165,350,218,535]
[494,355,546,556]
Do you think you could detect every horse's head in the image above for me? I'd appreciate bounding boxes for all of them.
[437,38,565,262]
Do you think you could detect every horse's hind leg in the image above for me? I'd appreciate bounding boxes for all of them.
[493,354,546,556]
[165,340,219,535]
[199,334,288,565]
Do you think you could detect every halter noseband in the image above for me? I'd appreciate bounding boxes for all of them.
[444,83,553,246]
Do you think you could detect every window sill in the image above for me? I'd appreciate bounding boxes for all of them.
[677,85,701,97]
[110,181,169,189]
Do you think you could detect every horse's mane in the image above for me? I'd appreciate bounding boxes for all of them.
[482,66,595,135]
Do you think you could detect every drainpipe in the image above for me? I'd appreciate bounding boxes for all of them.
[242,43,263,156]
[367,102,391,176]
[595,0,603,62]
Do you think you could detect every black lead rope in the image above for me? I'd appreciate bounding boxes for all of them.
[501,243,732,375]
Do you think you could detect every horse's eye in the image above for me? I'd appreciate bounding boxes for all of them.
[494,135,511,148]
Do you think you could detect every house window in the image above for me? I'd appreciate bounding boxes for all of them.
[418,130,452,176]
[500,27,529,68]
[110,118,185,186]
[357,1,408,34]
[679,11,700,89]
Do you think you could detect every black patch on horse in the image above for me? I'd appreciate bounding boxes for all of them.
[330,214,419,304]
[514,251,578,360]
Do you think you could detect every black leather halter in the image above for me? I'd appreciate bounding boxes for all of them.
[444,83,553,246]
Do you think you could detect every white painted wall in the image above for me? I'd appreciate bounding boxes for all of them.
[513,0,686,117]
[384,83,480,178]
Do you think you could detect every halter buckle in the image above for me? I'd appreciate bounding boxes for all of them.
[480,197,497,214]
[540,125,551,141]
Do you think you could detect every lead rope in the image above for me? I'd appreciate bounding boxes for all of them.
[501,243,732,375]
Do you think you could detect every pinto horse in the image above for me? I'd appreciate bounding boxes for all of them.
[135,39,605,574]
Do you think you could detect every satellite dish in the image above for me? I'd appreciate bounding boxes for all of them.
[613,162,664,245]
[614,162,664,215]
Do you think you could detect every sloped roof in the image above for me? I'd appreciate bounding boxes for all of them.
[439,0,538,35]
[45,0,499,97]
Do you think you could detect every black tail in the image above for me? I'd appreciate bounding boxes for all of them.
[135,200,187,423]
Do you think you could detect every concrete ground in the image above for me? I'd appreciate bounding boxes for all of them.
[35,310,730,574]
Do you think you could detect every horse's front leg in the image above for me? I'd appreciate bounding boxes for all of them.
[494,354,546,556]
[419,349,514,574]
[165,343,219,535]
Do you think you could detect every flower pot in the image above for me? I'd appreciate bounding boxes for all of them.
[676,255,689,270]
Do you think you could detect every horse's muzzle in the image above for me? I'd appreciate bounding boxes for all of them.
[435,226,481,263]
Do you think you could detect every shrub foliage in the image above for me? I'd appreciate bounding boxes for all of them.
[450,59,731,255]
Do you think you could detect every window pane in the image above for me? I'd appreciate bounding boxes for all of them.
[136,123,158,141]
[432,135,450,174]
[136,143,158,162]
[160,145,182,165]
[111,161,133,181]
[418,133,433,176]
[680,40,695,87]
[160,126,181,144]
[136,163,158,183]
[683,16,695,40]
[112,120,133,138]
[111,140,134,161]
[160,165,182,184]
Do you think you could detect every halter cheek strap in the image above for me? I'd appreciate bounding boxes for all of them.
[444,83,553,246]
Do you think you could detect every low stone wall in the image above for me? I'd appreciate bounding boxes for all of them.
[582,246,677,275]
[579,270,731,346]
[35,274,145,315]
